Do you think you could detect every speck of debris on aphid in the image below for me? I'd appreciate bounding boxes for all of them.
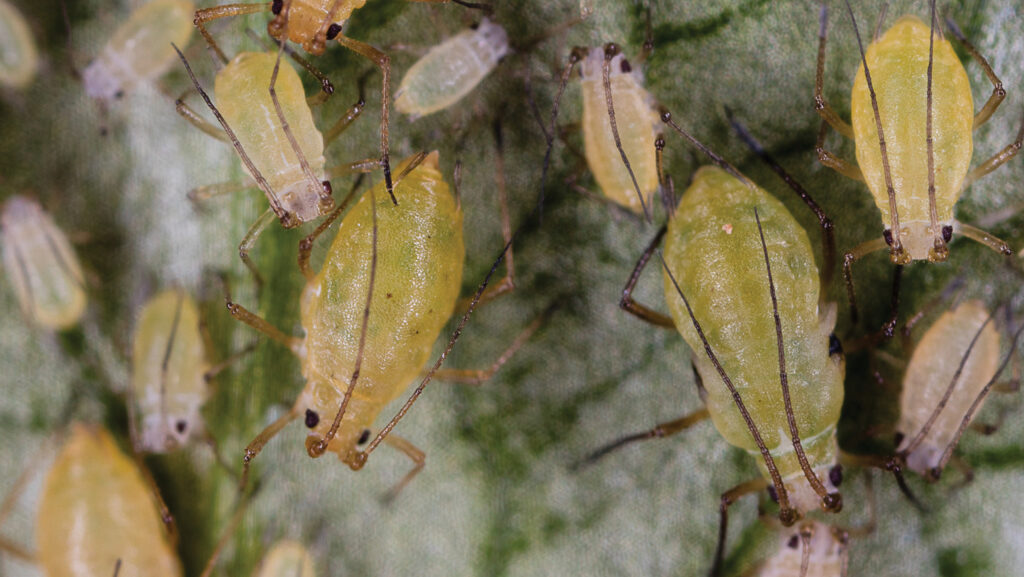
[722,224,733,234]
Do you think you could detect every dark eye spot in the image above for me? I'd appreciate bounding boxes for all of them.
[114,90,125,99]
[894,431,905,446]
[829,464,843,487]
[942,225,953,243]
[326,24,342,40]
[175,420,188,434]
[470,22,479,31]
[620,59,632,74]
[767,484,778,503]
[787,534,799,549]
[828,333,842,356]
[304,409,320,428]
[358,429,371,445]
[883,229,894,246]
[271,0,283,15]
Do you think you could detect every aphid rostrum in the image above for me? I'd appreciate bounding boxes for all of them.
[228,150,537,498]
[1,195,87,330]
[0,0,39,89]
[79,0,195,101]
[394,18,510,119]
[253,540,316,577]
[36,424,182,577]
[895,299,1023,480]
[815,1,1019,325]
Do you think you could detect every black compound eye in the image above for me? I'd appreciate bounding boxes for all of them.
[304,409,320,429]
[894,431,905,446]
[767,484,778,503]
[787,534,800,549]
[883,229,894,246]
[114,90,125,100]
[828,333,843,356]
[942,225,953,243]
[829,464,843,488]
[357,429,371,445]
[326,24,342,40]
[271,0,283,15]
[175,420,188,434]
[620,58,632,73]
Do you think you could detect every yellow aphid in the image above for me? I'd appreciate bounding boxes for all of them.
[578,45,659,213]
[896,300,1000,477]
[0,0,39,89]
[37,424,181,577]
[1,195,86,330]
[254,540,316,577]
[753,521,847,577]
[394,18,510,119]
[131,289,210,453]
[82,0,194,101]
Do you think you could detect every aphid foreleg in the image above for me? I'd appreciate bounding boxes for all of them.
[193,2,273,64]
[378,434,425,504]
[572,408,710,471]
[709,477,772,577]
[841,236,888,325]
[944,16,1006,130]
[619,225,675,328]
[323,70,370,145]
[814,4,855,139]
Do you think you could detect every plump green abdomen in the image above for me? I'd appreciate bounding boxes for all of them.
[662,166,843,479]
[300,152,464,439]
[851,16,973,229]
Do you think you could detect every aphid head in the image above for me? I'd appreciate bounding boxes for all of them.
[139,412,196,453]
[760,522,847,576]
[267,0,366,55]
[279,179,334,225]
[886,221,952,263]
[469,18,511,64]
[298,383,368,464]
[578,45,637,82]
[81,59,124,102]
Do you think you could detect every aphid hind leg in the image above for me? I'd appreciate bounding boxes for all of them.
[944,16,1006,130]
[572,407,710,470]
[841,236,888,326]
[709,477,772,577]
[193,3,272,64]
[619,224,676,328]
[378,434,425,504]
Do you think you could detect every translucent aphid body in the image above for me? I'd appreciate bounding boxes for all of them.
[0,0,39,89]
[0,195,86,330]
[36,424,181,577]
[394,18,510,119]
[896,300,1000,475]
[254,540,316,577]
[662,166,844,513]
[851,15,972,261]
[579,47,659,213]
[753,521,846,577]
[297,151,463,458]
[131,289,209,453]
[82,0,194,101]
[215,51,328,223]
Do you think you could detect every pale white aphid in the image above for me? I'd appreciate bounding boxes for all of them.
[0,195,86,330]
[0,0,39,89]
[254,540,316,577]
[394,18,509,119]
[753,521,847,577]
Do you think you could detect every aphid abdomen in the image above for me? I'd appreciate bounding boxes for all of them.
[131,290,209,452]
[215,51,326,222]
[897,300,1000,474]
[394,19,510,118]
[82,0,194,100]
[1,196,86,330]
[299,152,464,450]
[37,425,182,577]
[255,540,316,577]
[580,49,659,213]
[662,167,843,483]
[0,0,39,89]
[851,16,973,246]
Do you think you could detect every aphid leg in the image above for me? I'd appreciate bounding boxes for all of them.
[619,225,676,328]
[944,16,1006,130]
[962,114,1024,189]
[378,434,425,504]
[798,523,813,577]
[240,408,300,492]
[0,455,40,562]
[238,209,278,289]
[899,275,967,348]
[197,476,257,577]
[222,264,303,352]
[324,70,371,145]
[572,408,710,470]
[945,455,976,490]
[953,221,1014,256]
[871,2,888,41]
[333,35,397,204]
[203,342,258,383]
[816,121,864,181]
[187,179,257,205]
[814,4,855,139]
[430,302,554,384]
[839,452,925,511]
[297,170,370,280]
[193,2,272,64]
[879,264,903,339]
[175,89,231,142]
[602,42,651,221]
[725,109,837,288]
[841,237,889,325]
[242,29,334,103]
[709,478,771,577]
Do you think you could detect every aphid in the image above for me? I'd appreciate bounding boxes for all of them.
[0,195,87,330]
[814,1,1019,325]
[253,540,316,577]
[0,0,39,89]
[750,521,848,577]
[394,18,509,119]
[36,424,181,577]
[175,46,373,281]
[131,288,210,453]
[550,42,660,216]
[80,0,195,101]
[228,150,535,497]
[603,114,847,575]
[895,299,1023,480]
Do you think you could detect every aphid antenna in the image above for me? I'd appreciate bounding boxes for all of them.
[602,42,652,222]
[872,2,889,42]
[842,0,906,263]
[755,209,841,512]
[173,45,292,221]
[724,108,837,289]
[569,407,710,471]
[536,46,590,221]
[268,11,334,210]
[924,0,948,261]
[112,559,122,577]
[243,28,334,101]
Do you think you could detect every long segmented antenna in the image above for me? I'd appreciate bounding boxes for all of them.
[659,109,752,187]
[657,252,794,519]
[172,44,293,226]
[157,289,187,449]
[601,43,651,221]
[537,47,588,220]
[755,209,839,511]
[843,0,906,262]
[925,0,945,260]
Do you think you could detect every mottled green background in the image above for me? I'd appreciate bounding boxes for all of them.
[2,0,1023,575]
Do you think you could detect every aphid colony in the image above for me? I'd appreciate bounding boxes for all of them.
[0,1,1022,576]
